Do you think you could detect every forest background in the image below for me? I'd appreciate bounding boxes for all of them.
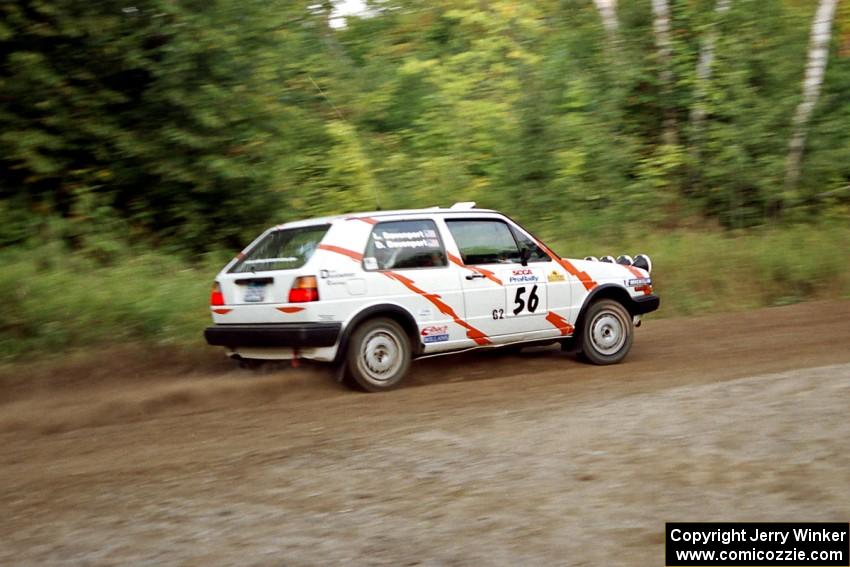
[1,0,848,359]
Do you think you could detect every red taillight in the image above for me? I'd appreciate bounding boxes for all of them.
[210,282,225,306]
[289,276,319,303]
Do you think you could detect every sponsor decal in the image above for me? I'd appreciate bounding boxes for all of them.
[375,229,440,250]
[321,269,357,285]
[319,269,355,279]
[421,325,449,344]
[508,268,540,285]
[547,270,566,282]
[623,266,652,293]
[531,239,598,291]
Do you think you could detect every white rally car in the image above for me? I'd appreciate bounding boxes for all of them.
[204,203,659,391]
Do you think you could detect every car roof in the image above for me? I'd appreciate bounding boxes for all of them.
[274,203,501,229]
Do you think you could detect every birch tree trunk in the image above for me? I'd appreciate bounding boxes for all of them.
[593,0,619,42]
[690,0,732,132]
[785,0,839,191]
[651,0,677,145]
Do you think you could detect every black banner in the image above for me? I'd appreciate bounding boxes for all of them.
[666,523,849,566]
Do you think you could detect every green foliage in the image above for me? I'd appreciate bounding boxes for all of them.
[0,241,220,359]
[1,0,850,361]
[546,222,850,316]
[2,0,849,247]
[2,224,847,362]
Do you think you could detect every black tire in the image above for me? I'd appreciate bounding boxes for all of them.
[344,318,412,392]
[577,299,634,365]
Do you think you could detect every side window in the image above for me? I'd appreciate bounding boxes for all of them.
[363,220,447,270]
[510,226,551,263]
[445,219,521,265]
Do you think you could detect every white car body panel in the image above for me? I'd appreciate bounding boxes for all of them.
[206,207,656,362]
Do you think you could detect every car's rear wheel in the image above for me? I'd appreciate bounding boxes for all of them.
[578,299,633,365]
[345,318,411,392]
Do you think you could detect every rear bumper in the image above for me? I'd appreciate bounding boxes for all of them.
[630,294,660,315]
[204,323,342,348]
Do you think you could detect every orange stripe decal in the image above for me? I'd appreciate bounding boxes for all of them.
[623,265,653,295]
[545,311,574,336]
[533,241,597,291]
[623,265,645,278]
[212,308,232,315]
[382,271,491,346]
[318,244,364,262]
[347,216,378,225]
[319,244,492,346]
[277,307,305,314]
[447,252,503,286]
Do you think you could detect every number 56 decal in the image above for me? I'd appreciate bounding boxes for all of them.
[512,285,540,316]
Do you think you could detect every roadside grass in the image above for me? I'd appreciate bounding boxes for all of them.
[1,223,848,362]
[546,222,850,316]
[0,245,224,360]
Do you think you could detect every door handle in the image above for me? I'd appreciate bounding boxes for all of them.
[465,273,486,280]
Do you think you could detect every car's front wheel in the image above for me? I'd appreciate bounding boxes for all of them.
[345,318,412,392]
[578,299,633,365]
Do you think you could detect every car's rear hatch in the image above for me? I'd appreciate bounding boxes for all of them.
[217,224,331,306]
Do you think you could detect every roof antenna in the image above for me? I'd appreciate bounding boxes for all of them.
[309,74,381,210]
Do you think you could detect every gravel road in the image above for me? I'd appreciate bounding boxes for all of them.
[2,301,849,566]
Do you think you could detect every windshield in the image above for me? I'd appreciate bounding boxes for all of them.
[229,225,330,273]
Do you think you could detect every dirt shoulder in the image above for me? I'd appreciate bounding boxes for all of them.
[1,301,849,565]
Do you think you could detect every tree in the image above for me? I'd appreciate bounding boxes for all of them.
[690,0,732,133]
[592,0,619,42]
[0,0,333,249]
[651,0,677,145]
[785,0,839,194]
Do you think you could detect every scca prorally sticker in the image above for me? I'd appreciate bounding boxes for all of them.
[509,268,540,285]
[421,325,449,343]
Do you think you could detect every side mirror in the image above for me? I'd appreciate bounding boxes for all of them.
[520,247,531,267]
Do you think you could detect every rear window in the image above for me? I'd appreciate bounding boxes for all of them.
[229,225,330,273]
[363,220,447,270]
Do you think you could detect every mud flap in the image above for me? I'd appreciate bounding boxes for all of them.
[334,363,347,383]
